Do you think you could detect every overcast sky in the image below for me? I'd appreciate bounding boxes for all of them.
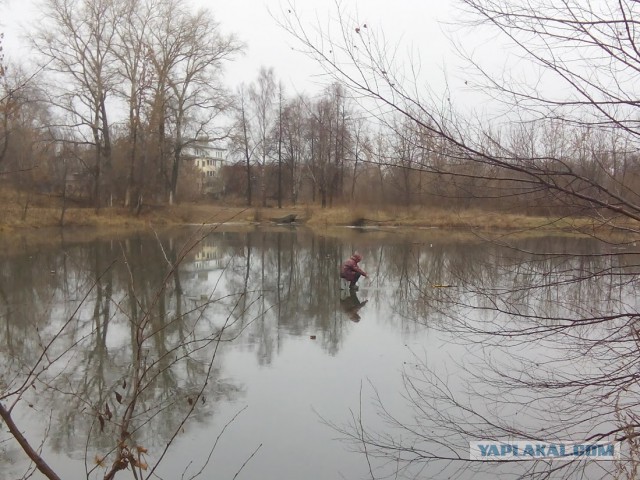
[204,0,460,94]
[1,0,465,98]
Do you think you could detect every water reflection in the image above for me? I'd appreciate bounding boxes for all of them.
[0,228,635,479]
[340,289,368,322]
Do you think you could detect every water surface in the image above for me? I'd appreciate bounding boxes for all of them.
[0,227,635,479]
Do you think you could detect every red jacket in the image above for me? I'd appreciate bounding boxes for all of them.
[340,255,366,282]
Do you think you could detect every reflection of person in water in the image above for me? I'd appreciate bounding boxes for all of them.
[340,289,368,322]
[340,252,367,290]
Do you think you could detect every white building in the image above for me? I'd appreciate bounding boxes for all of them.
[183,140,227,195]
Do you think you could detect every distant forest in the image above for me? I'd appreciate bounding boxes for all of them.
[2,0,640,220]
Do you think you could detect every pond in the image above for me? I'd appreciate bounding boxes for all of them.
[0,226,637,479]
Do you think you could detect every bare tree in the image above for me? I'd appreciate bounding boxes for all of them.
[349,114,368,202]
[249,67,277,208]
[111,0,154,209]
[145,0,241,205]
[281,93,310,205]
[327,83,351,206]
[32,0,118,211]
[304,83,352,207]
[233,83,256,206]
[276,81,284,208]
[0,60,54,219]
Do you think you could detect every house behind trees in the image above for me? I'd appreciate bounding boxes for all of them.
[182,140,228,197]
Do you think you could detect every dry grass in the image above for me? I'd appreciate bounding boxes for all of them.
[0,185,627,239]
[302,204,597,232]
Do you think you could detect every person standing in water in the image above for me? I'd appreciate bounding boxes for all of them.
[340,252,367,290]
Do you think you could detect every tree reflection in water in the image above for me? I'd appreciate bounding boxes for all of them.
[0,229,249,480]
[0,228,636,479]
[337,236,640,479]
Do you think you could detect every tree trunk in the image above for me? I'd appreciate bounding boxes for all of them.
[92,127,102,213]
[125,95,139,208]
[241,103,252,206]
[278,87,283,208]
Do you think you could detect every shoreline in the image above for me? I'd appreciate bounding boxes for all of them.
[0,203,613,228]
[0,203,633,242]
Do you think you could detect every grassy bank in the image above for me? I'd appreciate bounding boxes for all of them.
[0,195,612,235]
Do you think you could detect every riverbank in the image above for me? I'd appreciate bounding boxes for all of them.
[0,199,616,235]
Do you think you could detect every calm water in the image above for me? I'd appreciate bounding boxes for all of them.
[0,227,637,479]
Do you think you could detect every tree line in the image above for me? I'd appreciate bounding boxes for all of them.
[3,0,640,216]
[277,0,640,222]
[1,0,241,211]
